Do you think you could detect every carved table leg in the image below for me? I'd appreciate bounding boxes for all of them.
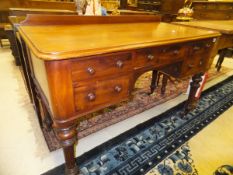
[216,49,227,72]
[183,73,203,115]
[161,74,168,95]
[55,124,79,175]
[150,70,158,94]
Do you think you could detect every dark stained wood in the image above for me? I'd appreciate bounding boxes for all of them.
[183,73,203,115]
[160,0,186,14]
[192,1,233,20]
[161,73,168,95]
[216,48,228,72]
[4,24,21,65]
[18,15,220,174]
[150,70,158,94]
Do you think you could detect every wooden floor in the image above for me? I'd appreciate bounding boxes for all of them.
[189,107,233,174]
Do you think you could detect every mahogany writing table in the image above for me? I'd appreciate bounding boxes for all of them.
[173,20,233,71]
[18,15,220,175]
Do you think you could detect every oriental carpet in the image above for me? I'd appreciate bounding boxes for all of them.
[42,74,233,175]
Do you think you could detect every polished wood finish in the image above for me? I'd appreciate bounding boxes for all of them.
[7,7,76,65]
[19,15,218,60]
[9,7,76,16]
[192,1,233,20]
[174,20,233,71]
[18,15,220,174]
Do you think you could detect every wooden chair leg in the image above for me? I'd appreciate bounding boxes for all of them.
[216,49,227,72]
[161,74,168,95]
[150,70,158,94]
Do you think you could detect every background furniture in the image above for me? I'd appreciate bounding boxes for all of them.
[0,0,76,23]
[174,20,233,71]
[18,15,219,174]
[118,0,186,21]
[6,8,76,66]
[192,1,233,20]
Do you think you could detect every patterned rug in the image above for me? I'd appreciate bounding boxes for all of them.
[42,74,233,175]
[42,66,232,151]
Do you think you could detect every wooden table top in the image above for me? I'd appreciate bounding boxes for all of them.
[19,18,220,61]
[174,20,233,34]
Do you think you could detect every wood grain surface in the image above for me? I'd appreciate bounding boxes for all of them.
[174,20,233,34]
[19,16,220,60]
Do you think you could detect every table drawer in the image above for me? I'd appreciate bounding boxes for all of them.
[181,39,214,76]
[182,54,207,76]
[74,75,130,112]
[157,45,186,63]
[188,39,213,55]
[134,44,186,68]
[71,53,132,82]
[219,35,233,49]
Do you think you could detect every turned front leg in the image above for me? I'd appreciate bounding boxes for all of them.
[55,124,79,175]
[183,73,203,115]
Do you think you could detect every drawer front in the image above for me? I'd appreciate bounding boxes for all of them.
[134,44,186,69]
[160,62,182,78]
[219,35,233,49]
[71,53,132,82]
[182,39,213,76]
[182,53,207,76]
[188,39,213,55]
[157,45,186,63]
[74,75,130,112]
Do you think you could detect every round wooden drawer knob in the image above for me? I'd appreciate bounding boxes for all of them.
[193,46,201,51]
[87,92,96,101]
[199,61,203,66]
[87,67,95,75]
[205,43,211,48]
[116,60,124,68]
[173,50,180,55]
[114,85,122,93]
[188,64,194,69]
[147,54,154,60]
